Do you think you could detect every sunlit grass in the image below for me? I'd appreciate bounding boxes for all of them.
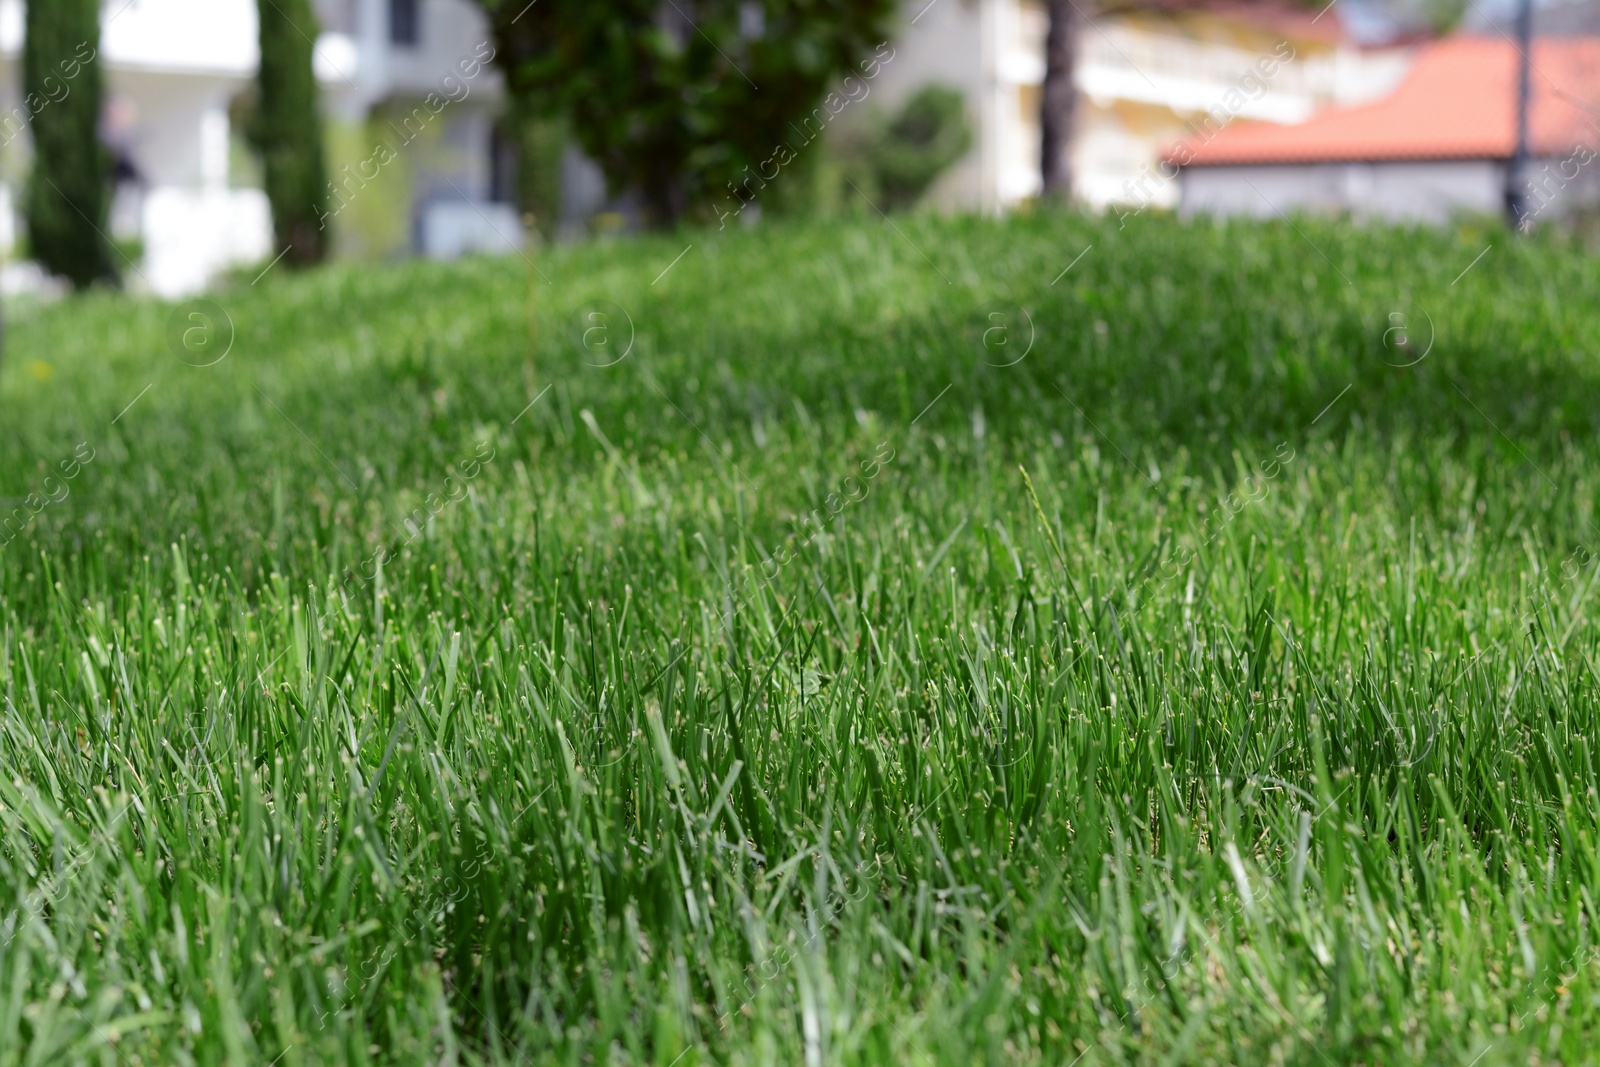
[1,209,1599,1064]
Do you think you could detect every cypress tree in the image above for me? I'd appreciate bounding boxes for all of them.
[251,0,328,266]
[24,0,114,290]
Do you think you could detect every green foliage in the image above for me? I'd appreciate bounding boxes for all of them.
[249,0,328,266]
[505,105,567,240]
[6,212,1600,1063]
[865,84,972,210]
[479,0,898,226]
[22,0,113,290]
[323,112,418,262]
[1408,0,1472,34]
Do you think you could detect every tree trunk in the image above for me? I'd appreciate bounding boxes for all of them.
[1040,0,1079,201]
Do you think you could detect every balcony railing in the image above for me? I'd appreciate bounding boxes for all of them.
[1079,28,1337,104]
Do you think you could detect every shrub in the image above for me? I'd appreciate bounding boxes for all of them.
[866,84,972,211]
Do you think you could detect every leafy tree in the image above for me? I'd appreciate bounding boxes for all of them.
[504,105,567,240]
[24,0,113,290]
[251,0,328,266]
[478,0,898,227]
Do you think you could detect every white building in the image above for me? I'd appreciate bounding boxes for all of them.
[1173,35,1600,225]
[0,0,518,296]
[867,0,1416,215]
[310,0,520,262]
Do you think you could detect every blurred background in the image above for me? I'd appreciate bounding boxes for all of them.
[0,0,1593,299]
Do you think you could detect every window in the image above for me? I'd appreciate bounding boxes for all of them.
[390,0,420,46]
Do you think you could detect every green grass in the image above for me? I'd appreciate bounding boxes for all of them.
[3,208,1600,1065]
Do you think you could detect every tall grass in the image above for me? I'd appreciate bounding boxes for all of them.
[2,209,1599,1064]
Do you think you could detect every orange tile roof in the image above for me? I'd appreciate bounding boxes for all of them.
[1173,36,1600,166]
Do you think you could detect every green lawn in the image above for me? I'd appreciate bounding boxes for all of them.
[3,209,1600,1065]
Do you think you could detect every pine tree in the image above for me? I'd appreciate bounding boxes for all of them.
[24,0,114,290]
[251,0,328,266]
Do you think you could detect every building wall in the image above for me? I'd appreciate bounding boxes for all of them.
[1075,10,1413,212]
[1177,159,1505,223]
[317,0,504,120]
[316,0,517,260]
[867,0,1416,216]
